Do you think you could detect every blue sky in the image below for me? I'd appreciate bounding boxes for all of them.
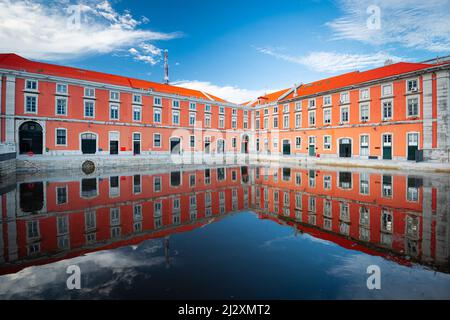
[1,0,449,102]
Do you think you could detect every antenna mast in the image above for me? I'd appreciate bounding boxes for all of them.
[164,49,169,84]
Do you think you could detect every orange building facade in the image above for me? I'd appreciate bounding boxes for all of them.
[249,61,450,163]
[0,53,450,171]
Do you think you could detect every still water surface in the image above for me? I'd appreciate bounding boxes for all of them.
[0,165,449,299]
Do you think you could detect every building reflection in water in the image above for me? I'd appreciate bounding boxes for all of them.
[0,165,448,275]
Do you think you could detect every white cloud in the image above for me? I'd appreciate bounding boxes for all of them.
[129,43,163,65]
[327,0,450,52]
[257,47,404,73]
[173,80,278,104]
[0,0,180,61]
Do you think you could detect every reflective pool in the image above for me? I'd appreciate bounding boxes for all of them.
[0,165,449,299]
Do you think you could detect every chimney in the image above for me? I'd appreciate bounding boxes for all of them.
[164,49,169,84]
[293,83,298,97]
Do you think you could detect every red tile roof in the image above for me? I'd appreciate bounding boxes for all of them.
[280,62,435,101]
[0,53,230,103]
[246,88,291,107]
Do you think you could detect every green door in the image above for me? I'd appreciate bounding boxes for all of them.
[309,145,316,156]
[407,133,419,161]
[383,146,392,160]
[382,134,392,160]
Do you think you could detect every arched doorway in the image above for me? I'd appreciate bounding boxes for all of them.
[170,137,181,154]
[241,134,249,154]
[20,182,44,212]
[81,133,97,154]
[19,121,43,154]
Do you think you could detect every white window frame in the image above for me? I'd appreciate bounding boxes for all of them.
[340,106,349,123]
[308,110,316,126]
[323,135,332,150]
[84,87,95,98]
[340,91,350,104]
[189,112,196,126]
[153,133,162,148]
[172,110,180,125]
[406,78,419,93]
[83,100,95,118]
[381,83,393,97]
[24,93,38,114]
[55,128,67,146]
[323,108,331,125]
[25,79,38,92]
[359,88,370,101]
[407,96,420,118]
[359,134,370,157]
[382,99,393,121]
[56,83,68,95]
[109,90,120,102]
[55,96,68,116]
[172,99,180,108]
[109,103,120,120]
[154,96,162,106]
[295,136,301,149]
[360,103,370,122]
[132,105,142,122]
[153,108,162,123]
[133,94,142,104]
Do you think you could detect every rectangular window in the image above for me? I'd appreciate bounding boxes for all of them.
[323,135,331,150]
[243,118,248,129]
[360,88,370,100]
[407,97,419,117]
[219,116,224,128]
[296,137,301,149]
[323,175,331,190]
[84,87,95,98]
[133,106,141,121]
[26,79,38,91]
[340,106,349,123]
[340,92,349,104]
[56,186,68,204]
[255,119,260,129]
[172,100,180,108]
[110,104,119,120]
[56,128,67,145]
[154,176,161,192]
[360,173,370,195]
[232,117,237,128]
[264,117,268,129]
[154,97,162,106]
[382,101,393,120]
[273,106,278,114]
[407,79,418,92]
[153,108,161,123]
[153,133,161,148]
[323,95,331,106]
[110,91,120,101]
[205,114,211,127]
[232,137,237,148]
[84,100,94,117]
[295,113,302,128]
[205,104,211,112]
[382,84,392,97]
[25,95,37,113]
[308,111,315,126]
[360,135,369,156]
[133,94,142,104]
[323,108,331,124]
[56,97,67,115]
[219,106,225,114]
[190,135,195,148]
[360,103,369,121]
[189,112,196,126]
[232,108,237,116]
[189,102,196,110]
[283,115,289,128]
[308,99,316,109]
[172,110,180,124]
[283,104,289,113]
[295,101,302,111]
[56,83,67,94]
[273,116,278,128]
